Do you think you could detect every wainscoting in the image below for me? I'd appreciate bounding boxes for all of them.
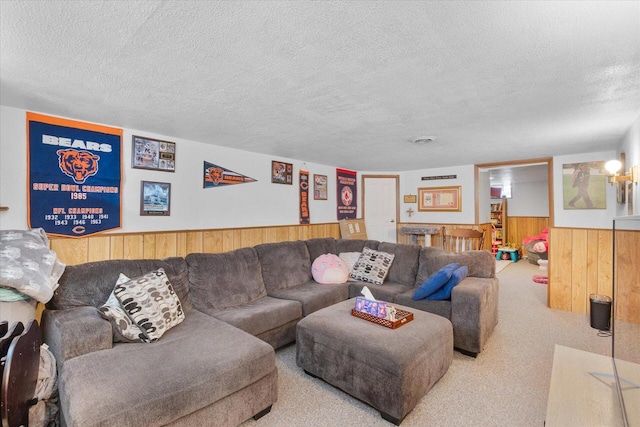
[548,226,639,324]
[50,223,340,266]
[47,220,638,324]
[548,227,613,315]
[507,216,549,254]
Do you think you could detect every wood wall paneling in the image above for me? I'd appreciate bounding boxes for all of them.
[123,235,144,259]
[549,228,573,311]
[49,223,340,266]
[109,235,124,259]
[586,230,599,306]
[87,236,110,262]
[185,231,203,254]
[571,229,588,313]
[595,230,613,298]
[615,230,640,323]
[507,216,549,255]
[46,222,636,324]
[548,227,614,316]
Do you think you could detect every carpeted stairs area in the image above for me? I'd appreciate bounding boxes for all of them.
[242,260,611,427]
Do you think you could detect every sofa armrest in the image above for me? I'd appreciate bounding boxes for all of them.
[450,277,499,356]
[42,306,112,367]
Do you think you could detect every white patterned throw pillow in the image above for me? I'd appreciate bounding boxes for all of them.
[98,273,147,343]
[349,247,395,286]
[114,268,185,342]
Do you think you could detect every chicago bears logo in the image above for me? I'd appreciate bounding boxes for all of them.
[208,167,224,185]
[57,149,100,184]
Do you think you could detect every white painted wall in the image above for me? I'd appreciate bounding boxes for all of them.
[617,114,640,217]
[1,105,631,234]
[552,151,618,229]
[478,170,491,223]
[508,180,549,217]
[399,165,476,224]
[0,106,338,232]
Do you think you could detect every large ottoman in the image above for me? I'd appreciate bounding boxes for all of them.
[296,299,453,425]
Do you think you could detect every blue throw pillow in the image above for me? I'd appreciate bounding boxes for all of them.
[427,265,469,301]
[412,263,459,300]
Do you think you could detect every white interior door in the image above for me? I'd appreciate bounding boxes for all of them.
[363,176,398,243]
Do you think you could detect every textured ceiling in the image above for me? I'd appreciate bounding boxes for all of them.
[1,1,639,171]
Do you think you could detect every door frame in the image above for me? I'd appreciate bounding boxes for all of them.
[474,157,554,227]
[475,157,554,307]
[361,174,400,242]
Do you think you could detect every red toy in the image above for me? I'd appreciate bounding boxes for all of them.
[523,228,549,265]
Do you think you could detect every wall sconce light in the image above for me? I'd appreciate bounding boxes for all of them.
[604,159,638,185]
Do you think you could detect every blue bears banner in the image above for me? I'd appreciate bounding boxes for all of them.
[27,112,122,238]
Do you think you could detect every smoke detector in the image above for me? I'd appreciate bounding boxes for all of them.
[411,136,436,145]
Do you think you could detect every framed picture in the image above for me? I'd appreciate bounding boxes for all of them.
[272,161,293,185]
[314,174,328,200]
[562,161,606,209]
[403,194,417,203]
[132,135,176,171]
[418,186,461,212]
[140,181,171,216]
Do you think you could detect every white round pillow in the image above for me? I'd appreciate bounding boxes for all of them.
[311,254,349,284]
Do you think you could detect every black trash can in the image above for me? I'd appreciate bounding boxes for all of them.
[589,294,612,331]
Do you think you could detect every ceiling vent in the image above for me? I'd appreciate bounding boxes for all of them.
[411,137,436,145]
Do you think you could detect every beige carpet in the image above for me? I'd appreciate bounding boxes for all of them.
[242,261,610,427]
[494,259,512,274]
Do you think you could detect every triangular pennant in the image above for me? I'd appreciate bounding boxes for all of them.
[203,161,257,188]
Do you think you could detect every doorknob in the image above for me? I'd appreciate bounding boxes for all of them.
[390,219,395,223]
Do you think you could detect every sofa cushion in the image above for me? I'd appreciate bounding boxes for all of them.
[98,273,146,343]
[50,257,192,312]
[58,311,275,427]
[412,263,459,301]
[348,281,411,302]
[305,237,337,261]
[350,247,395,286]
[268,281,350,316]
[311,254,349,284]
[199,295,302,337]
[378,242,421,286]
[428,266,469,301]
[255,241,312,292]
[393,291,452,320]
[114,268,185,342]
[415,247,495,286]
[186,248,267,310]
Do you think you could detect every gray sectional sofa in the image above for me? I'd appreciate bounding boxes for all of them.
[42,237,498,427]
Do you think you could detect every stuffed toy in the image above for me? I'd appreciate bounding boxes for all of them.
[311,254,349,284]
[523,228,549,265]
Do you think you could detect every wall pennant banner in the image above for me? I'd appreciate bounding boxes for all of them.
[27,112,122,238]
[336,168,357,220]
[299,170,310,224]
[203,161,257,188]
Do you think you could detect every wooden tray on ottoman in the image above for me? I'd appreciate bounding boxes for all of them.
[351,308,414,329]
